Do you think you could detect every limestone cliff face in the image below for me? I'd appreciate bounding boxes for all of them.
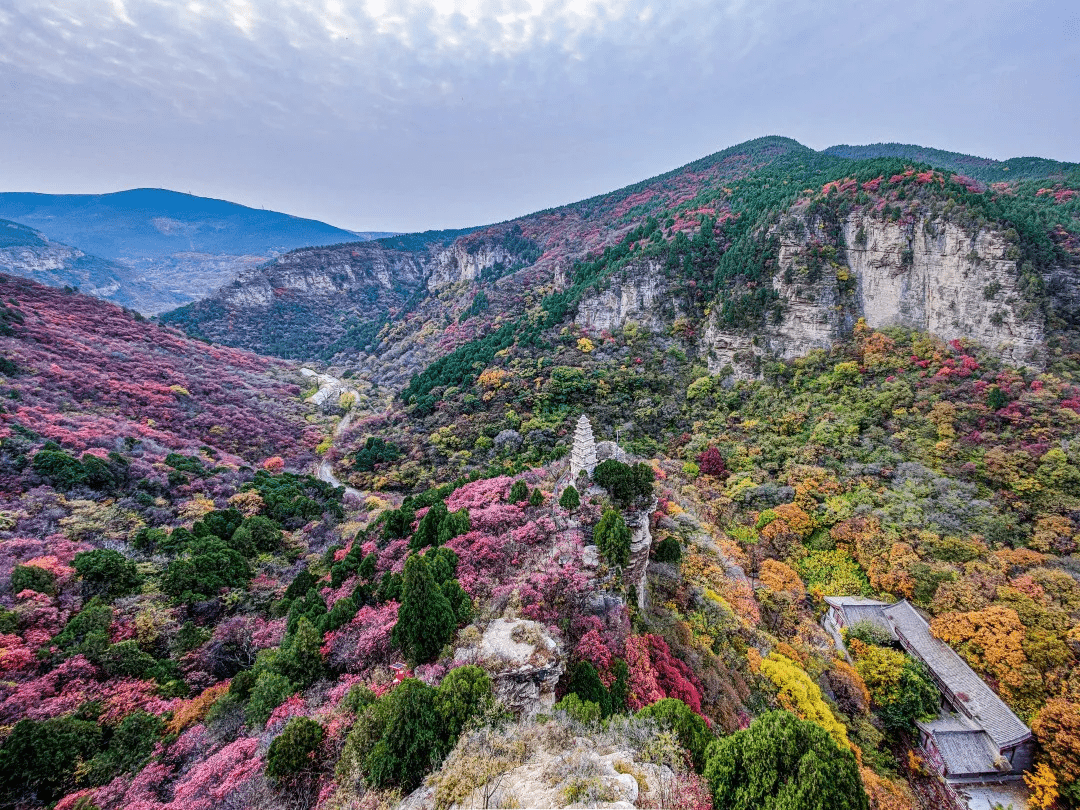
[705,210,1050,375]
[575,260,683,333]
[219,242,428,308]
[844,214,1044,365]
[624,504,657,611]
[426,243,516,289]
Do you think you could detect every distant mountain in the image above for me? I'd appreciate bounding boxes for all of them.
[0,217,189,312]
[0,189,395,314]
[824,142,1079,182]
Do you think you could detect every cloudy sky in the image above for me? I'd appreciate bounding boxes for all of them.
[1,0,1077,232]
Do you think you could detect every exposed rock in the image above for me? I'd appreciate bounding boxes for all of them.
[427,242,516,288]
[575,260,682,333]
[624,506,656,610]
[459,618,564,719]
[705,210,1053,375]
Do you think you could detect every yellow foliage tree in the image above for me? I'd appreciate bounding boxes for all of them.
[759,559,805,596]
[759,653,850,750]
[930,606,1028,694]
[1024,762,1059,810]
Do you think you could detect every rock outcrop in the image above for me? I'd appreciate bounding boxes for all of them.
[624,505,657,610]
[458,618,564,719]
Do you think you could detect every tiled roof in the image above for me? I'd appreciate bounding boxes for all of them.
[882,601,1031,749]
[919,714,1002,777]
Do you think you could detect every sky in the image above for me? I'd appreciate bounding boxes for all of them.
[1,0,1078,233]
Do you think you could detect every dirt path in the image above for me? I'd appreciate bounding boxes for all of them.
[301,368,363,500]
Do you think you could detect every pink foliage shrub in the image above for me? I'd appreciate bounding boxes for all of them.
[321,601,398,673]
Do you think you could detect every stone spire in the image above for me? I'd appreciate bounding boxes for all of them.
[570,414,598,482]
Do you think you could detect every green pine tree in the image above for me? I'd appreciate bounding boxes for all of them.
[392,554,457,665]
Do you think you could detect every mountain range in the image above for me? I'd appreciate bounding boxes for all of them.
[0,189,394,314]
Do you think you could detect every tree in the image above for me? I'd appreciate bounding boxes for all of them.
[73,549,141,599]
[0,716,103,804]
[412,500,448,549]
[10,563,55,595]
[560,485,580,511]
[696,447,727,478]
[275,617,325,687]
[594,508,631,568]
[246,670,295,726]
[594,459,655,509]
[266,717,324,780]
[654,535,681,563]
[529,488,544,507]
[703,710,869,810]
[393,553,457,665]
[1032,696,1080,787]
[566,660,612,717]
[509,480,529,504]
[365,679,444,792]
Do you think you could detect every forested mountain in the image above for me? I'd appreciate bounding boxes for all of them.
[0,190,394,314]
[4,135,1080,810]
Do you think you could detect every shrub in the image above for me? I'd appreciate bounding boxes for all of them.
[162,539,251,602]
[11,563,56,595]
[566,660,611,717]
[842,619,893,648]
[84,710,163,784]
[637,698,712,772]
[355,436,401,472]
[266,717,324,779]
[73,549,141,599]
[703,710,868,810]
[555,693,602,724]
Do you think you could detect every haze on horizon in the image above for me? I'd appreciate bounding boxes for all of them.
[1,0,1077,233]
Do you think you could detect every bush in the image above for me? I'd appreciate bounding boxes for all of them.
[11,563,55,595]
[355,436,401,472]
[842,619,893,648]
[73,549,141,599]
[266,717,324,779]
[31,446,88,490]
[555,693,602,724]
[637,698,712,772]
[703,710,868,810]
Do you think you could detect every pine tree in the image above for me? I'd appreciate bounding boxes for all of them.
[559,485,580,511]
[594,508,631,567]
[392,554,457,665]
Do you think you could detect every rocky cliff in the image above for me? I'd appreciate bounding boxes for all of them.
[703,210,1055,375]
[575,260,684,333]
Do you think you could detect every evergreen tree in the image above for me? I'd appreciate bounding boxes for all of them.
[509,480,529,503]
[594,508,632,567]
[266,717,324,780]
[566,660,612,717]
[364,679,443,791]
[392,554,457,665]
[412,500,448,549]
[703,710,868,810]
[559,485,580,511]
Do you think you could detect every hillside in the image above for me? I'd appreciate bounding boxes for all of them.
[0,189,394,314]
[5,136,1080,810]
[825,142,1080,183]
